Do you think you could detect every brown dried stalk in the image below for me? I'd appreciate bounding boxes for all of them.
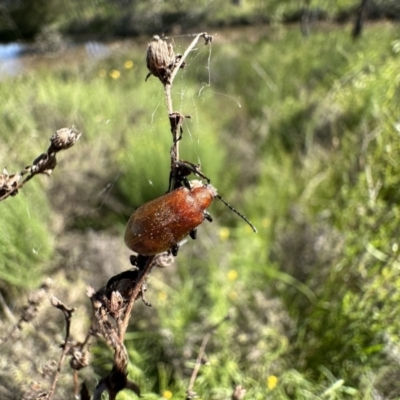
[46,296,76,400]
[88,255,161,399]
[0,127,81,202]
[117,256,155,339]
[146,33,212,189]
[90,33,213,399]
[33,34,213,399]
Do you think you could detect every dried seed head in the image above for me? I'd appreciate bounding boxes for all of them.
[49,126,82,152]
[146,35,175,83]
[0,169,21,197]
[32,152,57,175]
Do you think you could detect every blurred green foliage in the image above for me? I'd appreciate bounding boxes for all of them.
[118,24,400,399]
[3,0,400,42]
[1,18,400,399]
[0,0,62,40]
[0,181,53,295]
[59,0,400,37]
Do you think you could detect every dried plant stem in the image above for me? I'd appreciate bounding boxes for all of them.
[164,33,212,184]
[186,314,229,398]
[73,370,80,398]
[117,256,155,340]
[170,33,212,85]
[164,84,174,115]
[163,33,213,115]
[186,331,212,398]
[0,127,81,202]
[165,80,178,167]
[47,296,75,400]
[93,33,213,398]
[47,345,69,400]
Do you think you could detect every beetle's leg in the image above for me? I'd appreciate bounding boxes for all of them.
[129,255,138,266]
[176,161,209,182]
[204,210,213,222]
[168,169,174,192]
[171,243,180,256]
[170,162,191,190]
[137,255,149,270]
[190,228,197,240]
[180,176,191,190]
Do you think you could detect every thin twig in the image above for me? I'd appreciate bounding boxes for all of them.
[73,370,80,398]
[164,32,212,183]
[164,84,174,115]
[47,296,75,400]
[169,32,212,85]
[0,127,81,202]
[187,331,212,398]
[117,256,155,340]
[186,314,229,398]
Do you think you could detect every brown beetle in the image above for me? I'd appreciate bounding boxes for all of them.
[124,182,256,256]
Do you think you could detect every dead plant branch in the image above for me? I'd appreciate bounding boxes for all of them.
[161,33,212,186]
[0,127,81,202]
[118,256,155,339]
[40,33,214,398]
[169,32,212,85]
[88,256,156,398]
[46,296,76,400]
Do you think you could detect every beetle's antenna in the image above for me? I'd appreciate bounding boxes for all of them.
[216,195,257,233]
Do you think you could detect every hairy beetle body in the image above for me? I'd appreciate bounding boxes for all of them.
[124,184,217,255]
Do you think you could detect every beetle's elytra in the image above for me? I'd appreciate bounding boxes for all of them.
[124,184,217,256]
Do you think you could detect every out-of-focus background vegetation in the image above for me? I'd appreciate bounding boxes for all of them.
[1,0,400,399]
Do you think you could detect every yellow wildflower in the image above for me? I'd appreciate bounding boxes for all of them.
[227,269,238,281]
[163,390,173,399]
[267,375,278,390]
[124,60,134,69]
[109,69,121,79]
[219,227,230,240]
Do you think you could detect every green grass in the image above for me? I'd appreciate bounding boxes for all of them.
[1,22,400,399]
[0,181,53,294]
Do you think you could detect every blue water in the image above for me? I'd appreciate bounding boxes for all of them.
[0,43,24,59]
[0,43,25,75]
[0,41,111,77]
